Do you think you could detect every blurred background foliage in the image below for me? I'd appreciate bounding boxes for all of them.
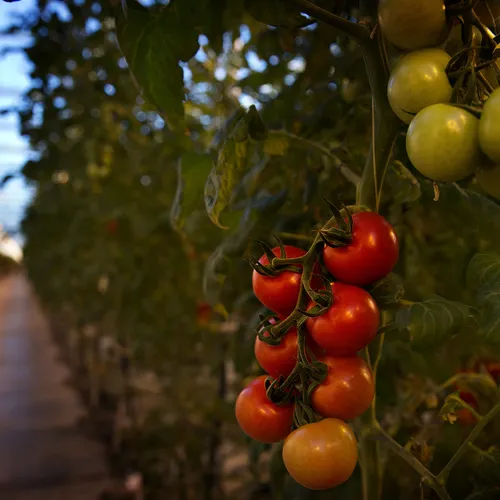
[2,0,500,499]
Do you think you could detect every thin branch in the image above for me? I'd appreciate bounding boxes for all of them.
[289,0,370,42]
[437,400,500,485]
[368,424,452,500]
[271,130,361,186]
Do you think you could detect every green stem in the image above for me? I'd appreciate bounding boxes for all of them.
[437,399,500,485]
[356,35,400,210]
[272,130,361,186]
[288,0,370,41]
[368,424,452,500]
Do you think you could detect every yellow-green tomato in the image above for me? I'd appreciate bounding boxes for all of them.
[479,88,500,163]
[378,0,448,51]
[406,104,480,182]
[476,164,500,200]
[443,25,482,56]
[388,48,452,124]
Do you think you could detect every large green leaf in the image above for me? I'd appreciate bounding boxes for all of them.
[170,151,215,233]
[368,273,405,309]
[395,295,472,348]
[204,112,251,228]
[115,0,200,127]
[466,252,500,343]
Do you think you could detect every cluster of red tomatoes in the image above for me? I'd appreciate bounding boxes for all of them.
[235,212,399,490]
[381,0,500,197]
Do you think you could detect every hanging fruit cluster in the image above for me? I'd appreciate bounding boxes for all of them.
[382,0,500,196]
[235,205,399,490]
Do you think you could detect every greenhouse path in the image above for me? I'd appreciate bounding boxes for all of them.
[0,273,111,499]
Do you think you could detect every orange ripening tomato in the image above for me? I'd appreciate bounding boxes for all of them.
[311,355,375,420]
[235,375,294,443]
[106,219,119,234]
[282,418,358,490]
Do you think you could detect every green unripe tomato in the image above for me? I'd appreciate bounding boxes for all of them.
[479,88,500,163]
[388,48,452,124]
[406,104,480,182]
[476,163,500,200]
[378,0,448,51]
[443,25,482,56]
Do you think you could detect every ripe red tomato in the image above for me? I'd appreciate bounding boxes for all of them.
[323,212,399,286]
[282,418,358,490]
[106,219,119,234]
[196,302,212,325]
[252,246,306,316]
[311,356,374,420]
[306,282,380,356]
[255,322,325,379]
[235,375,294,443]
[456,391,479,426]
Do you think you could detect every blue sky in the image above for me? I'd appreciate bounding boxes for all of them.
[0,0,35,241]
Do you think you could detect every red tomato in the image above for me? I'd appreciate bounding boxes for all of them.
[282,418,358,490]
[323,212,399,286]
[106,219,119,234]
[311,355,374,420]
[456,391,479,426]
[252,246,306,316]
[196,302,212,325]
[255,322,325,379]
[235,375,294,443]
[306,282,380,356]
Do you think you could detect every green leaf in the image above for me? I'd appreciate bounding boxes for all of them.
[115,0,200,127]
[264,132,290,156]
[246,105,268,141]
[244,0,305,28]
[368,273,405,309]
[466,252,500,343]
[385,160,421,205]
[205,114,250,228]
[170,151,215,233]
[395,295,472,348]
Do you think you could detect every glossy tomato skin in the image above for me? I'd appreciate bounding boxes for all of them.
[311,356,374,421]
[388,48,451,124]
[252,246,305,316]
[255,327,299,380]
[306,282,380,356]
[323,212,399,286]
[282,418,358,490]
[235,376,294,443]
[406,104,480,182]
[255,323,325,379]
[378,0,448,51]
[479,88,500,163]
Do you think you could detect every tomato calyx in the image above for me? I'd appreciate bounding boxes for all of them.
[319,200,354,249]
[249,239,304,277]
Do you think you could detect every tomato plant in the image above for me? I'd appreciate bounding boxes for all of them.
[282,418,358,490]
[311,355,374,421]
[235,376,294,443]
[14,0,500,498]
[306,282,380,356]
[323,212,399,286]
[406,104,481,182]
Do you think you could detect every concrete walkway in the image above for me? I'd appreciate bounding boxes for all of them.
[0,274,110,499]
